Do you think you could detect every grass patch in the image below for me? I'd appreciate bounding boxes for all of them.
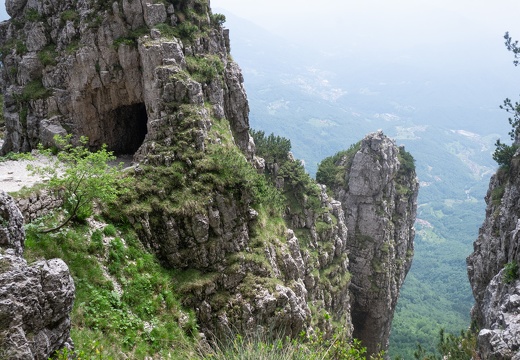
[186,55,225,83]
[113,27,149,49]
[20,79,50,101]
[25,8,42,22]
[23,220,199,359]
[491,185,506,206]
[38,45,58,66]
[503,261,519,284]
[316,141,361,189]
[61,10,79,23]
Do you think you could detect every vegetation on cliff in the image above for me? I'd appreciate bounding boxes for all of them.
[18,110,375,360]
[0,0,420,357]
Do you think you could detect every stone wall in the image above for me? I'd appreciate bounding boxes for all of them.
[14,190,62,222]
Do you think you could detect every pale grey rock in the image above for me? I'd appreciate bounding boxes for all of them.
[122,0,145,30]
[40,117,67,147]
[325,131,418,356]
[0,190,25,256]
[26,22,47,52]
[0,191,75,359]
[144,3,167,27]
[223,61,254,159]
[0,253,75,359]
[18,54,44,85]
[5,0,27,17]
[475,271,520,359]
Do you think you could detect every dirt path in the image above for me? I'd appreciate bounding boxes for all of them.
[0,154,135,194]
[0,155,54,193]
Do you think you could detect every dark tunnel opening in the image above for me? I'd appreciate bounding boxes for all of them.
[103,103,148,155]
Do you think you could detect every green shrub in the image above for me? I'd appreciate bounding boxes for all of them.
[178,21,199,39]
[61,10,79,23]
[503,261,519,284]
[28,135,129,233]
[65,41,80,54]
[21,79,51,101]
[493,139,519,169]
[186,55,225,83]
[88,229,104,254]
[413,328,477,360]
[37,45,58,66]
[25,8,42,22]
[316,142,361,188]
[491,185,506,205]
[113,27,149,49]
[398,147,416,175]
[103,224,117,237]
[250,129,291,165]
[211,13,226,26]
[15,40,27,55]
[153,23,179,39]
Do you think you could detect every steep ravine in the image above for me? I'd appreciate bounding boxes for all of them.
[0,0,418,357]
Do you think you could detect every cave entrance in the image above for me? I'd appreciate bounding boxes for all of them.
[103,103,148,155]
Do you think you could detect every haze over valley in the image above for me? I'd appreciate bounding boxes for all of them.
[213,1,520,356]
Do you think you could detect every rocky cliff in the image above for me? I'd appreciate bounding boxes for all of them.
[0,0,417,355]
[317,131,418,355]
[0,0,353,341]
[0,0,252,158]
[467,154,520,359]
[0,190,75,359]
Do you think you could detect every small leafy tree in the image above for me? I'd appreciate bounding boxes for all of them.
[250,129,292,165]
[29,135,128,233]
[493,139,518,168]
[493,33,520,168]
[504,32,520,66]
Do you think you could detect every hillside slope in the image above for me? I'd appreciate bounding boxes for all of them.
[0,0,418,357]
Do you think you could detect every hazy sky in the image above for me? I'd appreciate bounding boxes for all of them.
[2,0,520,49]
[0,1,7,20]
[211,0,520,60]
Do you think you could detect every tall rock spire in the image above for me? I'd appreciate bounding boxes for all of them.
[318,130,418,355]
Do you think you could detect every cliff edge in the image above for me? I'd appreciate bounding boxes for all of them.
[467,154,520,359]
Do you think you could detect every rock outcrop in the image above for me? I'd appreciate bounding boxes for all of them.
[318,131,418,355]
[0,0,353,343]
[0,0,253,159]
[467,153,520,359]
[0,190,75,359]
[0,0,418,352]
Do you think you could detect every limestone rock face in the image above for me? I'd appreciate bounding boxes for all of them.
[323,131,418,355]
[0,0,254,159]
[467,155,520,358]
[0,190,75,359]
[0,190,25,256]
